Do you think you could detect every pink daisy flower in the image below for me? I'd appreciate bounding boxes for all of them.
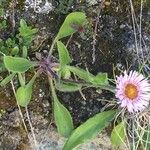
[115,70,150,113]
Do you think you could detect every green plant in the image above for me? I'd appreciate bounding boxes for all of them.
[0,12,118,149]
[0,18,38,72]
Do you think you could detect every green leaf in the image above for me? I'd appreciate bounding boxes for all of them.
[57,12,87,39]
[111,121,126,146]
[0,73,15,86]
[91,73,109,85]
[4,56,35,73]
[27,72,38,87]
[61,67,71,79]
[6,38,15,48]
[57,41,72,67]
[20,19,27,28]
[11,46,19,55]
[18,73,25,86]
[0,8,4,17]
[19,19,38,37]
[16,73,37,107]
[63,110,117,150]
[67,66,94,82]
[19,19,38,46]
[22,46,28,58]
[55,81,81,92]
[52,84,74,137]
[16,85,32,107]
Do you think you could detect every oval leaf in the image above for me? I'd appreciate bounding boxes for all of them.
[63,110,117,150]
[111,121,126,146]
[52,85,74,137]
[16,85,32,107]
[57,41,72,67]
[55,81,81,92]
[16,73,38,107]
[57,12,87,39]
[4,56,35,73]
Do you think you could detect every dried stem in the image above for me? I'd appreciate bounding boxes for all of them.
[25,106,38,149]
[92,0,104,64]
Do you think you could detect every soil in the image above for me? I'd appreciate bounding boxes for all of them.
[0,0,149,149]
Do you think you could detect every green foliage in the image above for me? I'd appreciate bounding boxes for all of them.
[3,56,35,73]
[111,121,126,147]
[61,67,71,79]
[0,8,4,16]
[0,16,38,72]
[18,73,25,86]
[0,73,15,86]
[0,19,37,54]
[16,85,32,107]
[57,41,72,67]
[57,41,72,78]
[51,82,74,137]
[55,81,81,92]
[16,73,38,107]
[56,12,87,39]
[0,11,118,149]
[90,73,109,85]
[67,66,94,82]
[0,20,7,30]
[67,66,109,86]
[0,38,17,55]
[63,110,117,150]
[22,46,28,58]
[18,19,38,46]
[11,46,19,56]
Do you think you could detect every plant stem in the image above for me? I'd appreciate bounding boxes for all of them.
[48,76,56,99]
[61,78,115,93]
[10,80,30,141]
[18,73,25,86]
[25,106,38,149]
[27,70,41,88]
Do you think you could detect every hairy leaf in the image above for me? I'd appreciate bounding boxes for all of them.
[4,56,35,73]
[63,110,117,150]
[91,73,109,85]
[57,12,86,39]
[57,41,72,67]
[52,84,74,137]
[67,66,94,82]
[16,85,32,107]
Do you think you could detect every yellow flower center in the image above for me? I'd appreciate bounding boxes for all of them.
[125,84,138,100]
